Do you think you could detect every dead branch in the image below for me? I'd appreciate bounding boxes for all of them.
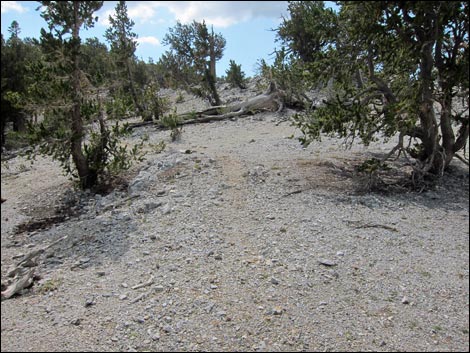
[1,236,68,300]
[129,82,285,130]
[1,268,35,300]
[131,275,154,290]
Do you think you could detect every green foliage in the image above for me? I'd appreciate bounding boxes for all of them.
[26,106,146,186]
[1,22,44,146]
[175,91,185,103]
[105,1,145,120]
[28,1,148,190]
[279,1,469,177]
[38,278,62,293]
[225,60,246,89]
[262,47,310,108]
[355,157,393,192]
[356,158,391,174]
[106,92,135,119]
[141,82,171,121]
[80,37,114,87]
[163,20,226,105]
[161,110,183,141]
[156,51,198,89]
[104,1,137,60]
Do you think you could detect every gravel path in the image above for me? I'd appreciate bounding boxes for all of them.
[1,90,469,352]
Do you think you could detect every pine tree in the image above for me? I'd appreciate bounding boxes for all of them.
[105,1,147,120]
[163,21,226,106]
[279,1,469,179]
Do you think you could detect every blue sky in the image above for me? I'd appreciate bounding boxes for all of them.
[1,1,294,77]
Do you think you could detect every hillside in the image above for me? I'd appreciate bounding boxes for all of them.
[1,84,469,352]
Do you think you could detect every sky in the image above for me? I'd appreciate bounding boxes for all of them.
[1,1,293,77]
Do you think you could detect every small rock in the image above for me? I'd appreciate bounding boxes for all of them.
[401,296,410,304]
[70,318,81,326]
[318,259,337,267]
[84,296,96,307]
[154,285,165,292]
[134,317,145,324]
[161,204,172,215]
[270,277,280,285]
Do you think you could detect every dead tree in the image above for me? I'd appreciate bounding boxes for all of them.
[129,82,286,129]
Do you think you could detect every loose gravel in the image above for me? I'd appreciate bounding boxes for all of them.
[1,86,469,352]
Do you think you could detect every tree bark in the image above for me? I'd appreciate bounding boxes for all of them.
[206,26,220,106]
[129,82,285,130]
[125,58,146,120]
[71,2,92,189]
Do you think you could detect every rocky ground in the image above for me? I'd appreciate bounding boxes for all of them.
[1,83,469,352]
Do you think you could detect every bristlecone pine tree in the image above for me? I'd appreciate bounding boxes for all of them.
[105,1,147,120]
[163,21,226,106]
[279,1,469,181]
[36,1,144,190]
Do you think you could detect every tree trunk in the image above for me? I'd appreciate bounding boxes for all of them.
[206,26,220,106]
[418,41,442,175]
[71,2,93,189]
[209,26,216,79]
[125,58,147,120]
[177,82,283,123]
[1,115,6,148]
[205,68,221,106]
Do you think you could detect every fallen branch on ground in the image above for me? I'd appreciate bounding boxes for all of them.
[1,236,68,300]
[129,82,285,130]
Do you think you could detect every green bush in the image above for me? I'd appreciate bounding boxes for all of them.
[226,60,246,89]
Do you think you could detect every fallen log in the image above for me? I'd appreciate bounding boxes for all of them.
[129,82,285,130]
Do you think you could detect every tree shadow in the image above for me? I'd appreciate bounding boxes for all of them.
[294,151,469,212]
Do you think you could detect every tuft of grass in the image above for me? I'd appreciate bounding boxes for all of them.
[161,111,183,142]
[38,278,62,293]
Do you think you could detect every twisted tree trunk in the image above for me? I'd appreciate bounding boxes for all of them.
[129,82,285,129]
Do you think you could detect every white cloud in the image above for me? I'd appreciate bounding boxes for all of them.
[128,2,158,23]
[1,1,28,14]
[124,1,287,28]
[97,1,288,29]
[97,2,160,27]
[136,36,160,46]
[97,8,113,27]
[158,1,288,27]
